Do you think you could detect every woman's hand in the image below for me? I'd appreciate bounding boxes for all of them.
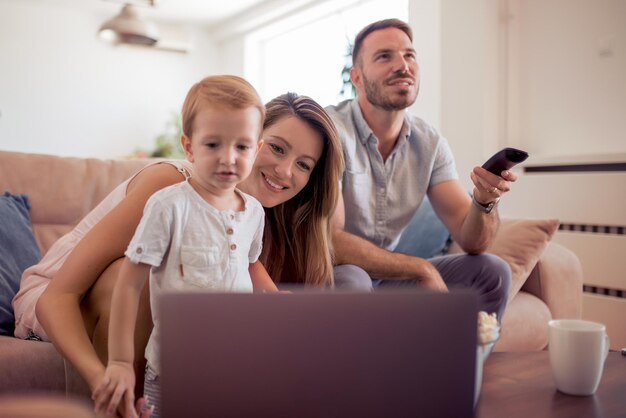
[92,361,137,418]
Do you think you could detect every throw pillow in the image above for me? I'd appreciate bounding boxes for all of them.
[394,197,451,259]
[0,192,41,336]
[470,218,560,303]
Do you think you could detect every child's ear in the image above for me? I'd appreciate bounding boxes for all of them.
[181,134,193,161]
[256,139,264,152]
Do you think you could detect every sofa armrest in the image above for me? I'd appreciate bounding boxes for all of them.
[520,241,583,320]
[0,336,66,394]
[0,336,90,397]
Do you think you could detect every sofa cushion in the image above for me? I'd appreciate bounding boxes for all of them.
[394,197,451,259]
[0,150,151,255]
[490,219,560,302]
[0,193,41,336]
[0,336,67,393]
[451,218,560,302]
[493,291,552,352]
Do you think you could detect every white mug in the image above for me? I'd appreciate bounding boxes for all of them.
[548,319,610,396]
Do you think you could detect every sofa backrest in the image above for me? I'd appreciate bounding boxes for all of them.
[0,150,152,255]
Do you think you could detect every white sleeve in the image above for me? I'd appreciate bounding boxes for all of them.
[248,203,265,263]
[125,194,173,267]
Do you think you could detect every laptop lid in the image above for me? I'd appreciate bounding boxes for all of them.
[159,291,478,418]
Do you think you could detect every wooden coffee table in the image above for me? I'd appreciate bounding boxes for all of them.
[476,351,626,418]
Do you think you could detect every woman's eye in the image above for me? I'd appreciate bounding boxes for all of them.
[297,161,311,171]
[268,143,284,155]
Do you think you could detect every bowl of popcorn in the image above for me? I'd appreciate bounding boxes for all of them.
[475,311,500,406]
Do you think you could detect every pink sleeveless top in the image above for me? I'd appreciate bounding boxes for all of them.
[12,160,193,340]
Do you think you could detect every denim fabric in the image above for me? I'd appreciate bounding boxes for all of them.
[0,192,41,336]
[394,197,451,259]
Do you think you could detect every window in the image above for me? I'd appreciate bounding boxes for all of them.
[245,0,408,106]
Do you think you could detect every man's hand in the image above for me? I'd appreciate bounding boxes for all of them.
[413,257,448,292]
[92,361,137,418]
[470,167,517,205]
[332,189,448,290]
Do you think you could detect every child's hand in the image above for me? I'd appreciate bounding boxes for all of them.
[135,396,155,418]
[92,361,137,418]
[93,397,152,418]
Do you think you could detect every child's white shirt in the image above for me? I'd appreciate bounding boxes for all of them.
[125,180,264,374]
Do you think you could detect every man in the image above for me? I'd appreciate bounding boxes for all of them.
[326,19,513,319]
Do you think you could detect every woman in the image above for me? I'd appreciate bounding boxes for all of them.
[12,91,343,413]
[242,93,340,288]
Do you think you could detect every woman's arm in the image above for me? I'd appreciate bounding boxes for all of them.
[93,259,151,417]
[35,163,184,392]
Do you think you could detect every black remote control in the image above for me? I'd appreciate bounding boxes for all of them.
[482,147,529,176]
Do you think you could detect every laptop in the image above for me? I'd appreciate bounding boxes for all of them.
[159,290,478,418]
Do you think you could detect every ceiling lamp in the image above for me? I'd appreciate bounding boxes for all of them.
[99,4,159,46]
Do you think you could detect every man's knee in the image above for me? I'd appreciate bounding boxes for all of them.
[476,254,512,319]
[333,265,373,291]
[480,254,512,297]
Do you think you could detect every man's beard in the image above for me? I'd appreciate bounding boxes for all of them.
[363,72,418,111]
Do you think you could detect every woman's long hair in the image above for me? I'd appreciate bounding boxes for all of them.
[260,93,344,288]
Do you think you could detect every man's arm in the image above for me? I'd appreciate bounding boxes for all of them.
[428,167,517,254]
[331,192,447,291]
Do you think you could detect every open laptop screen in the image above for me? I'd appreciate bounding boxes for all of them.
[160,291,478,418]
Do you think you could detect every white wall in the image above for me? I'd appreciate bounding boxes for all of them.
[438,0,503,189]
[0,0,216,158]
[509,0,626,160]
[215,37,247,77]
[407,0,441,132]
[3,0,623,165]
[437,0,626,192]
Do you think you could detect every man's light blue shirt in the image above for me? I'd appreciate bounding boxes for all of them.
[326,99,458,251]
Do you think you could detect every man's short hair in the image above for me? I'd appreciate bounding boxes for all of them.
[352,19,413,67]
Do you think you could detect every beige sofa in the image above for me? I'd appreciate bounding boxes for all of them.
[0,150,583,397]
[0,150,149,397]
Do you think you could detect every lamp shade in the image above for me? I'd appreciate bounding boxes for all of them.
[99,4,159,46]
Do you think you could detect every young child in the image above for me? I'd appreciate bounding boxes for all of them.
[92,75,278,418]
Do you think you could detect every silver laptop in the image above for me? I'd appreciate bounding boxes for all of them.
[159,290,478,418]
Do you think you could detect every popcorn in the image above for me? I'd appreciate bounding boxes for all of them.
[475,311,500,405]
[478,311,500,345]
